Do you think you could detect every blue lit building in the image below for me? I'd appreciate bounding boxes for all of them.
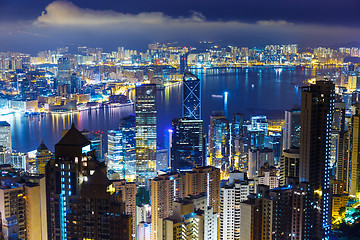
[107,115,136,180]
[209,112,230,171]
[183,72,201,120]
[300,80,335,239]
[171,118,204,171]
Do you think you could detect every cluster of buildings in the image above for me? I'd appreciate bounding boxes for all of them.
[0,43,359,113]
[0,43,360,239]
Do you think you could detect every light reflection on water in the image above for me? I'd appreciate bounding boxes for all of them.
[2,67,327,152]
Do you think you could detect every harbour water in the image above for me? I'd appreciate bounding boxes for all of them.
[1,67,323,152]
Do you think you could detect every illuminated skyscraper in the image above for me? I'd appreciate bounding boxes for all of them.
[36,140,52,174]
[45,124,106,239]
[135,84,157,188]
[171,118,204,171]
[299,80,334,239]
[0,121,11,151]
[57,58,71,96]
[183,72,201,120]
[209,113,230,171]
[107,115,136,179]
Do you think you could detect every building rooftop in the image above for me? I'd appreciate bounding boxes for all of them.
[56,123,90,147]
[0,121,10,127]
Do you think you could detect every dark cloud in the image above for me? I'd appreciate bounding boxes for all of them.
[0,1,360,52]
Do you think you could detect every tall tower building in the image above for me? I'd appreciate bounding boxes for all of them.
[0,121,11,151]
[171,118,204,171]
[57,57,71,96]
[350,104,360,196]
[183,72,201,120]
[283,109,301,150]
[299,80,335,239]
[209,113,230,171]
[135,84,157,188]
[45,124,120,239]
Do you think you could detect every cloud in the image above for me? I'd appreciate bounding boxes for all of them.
[1,0,360,53]
[256,20,293,26]
[35,1,206,26]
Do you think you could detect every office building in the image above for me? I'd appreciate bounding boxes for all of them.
[299,80,335,239]
[283,109,301,150]
[246,116,268,149]
[171,118,204,171]
[220,172,255,240]
[209,113,230,171]
[36,140,52,174]
[248,148,274,179]
[0,121,11,151]
[57,58,71,96]
[183,72,201,119]
[108,115,136,179]
[135,84,157,188]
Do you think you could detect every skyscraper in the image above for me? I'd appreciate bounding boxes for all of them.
[220,172,255,240]
[299,80,335,239]
[171,118,204,171]
[135,84,157,188]
[283,108,301,150]
[46,124,131,239]
[57,58,71,96]
[183,72,201,119]
[0,121,11,151]
[349,104,360,195]
[209,113,230,171]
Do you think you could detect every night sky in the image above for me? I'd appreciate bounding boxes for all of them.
[1,0,360,52]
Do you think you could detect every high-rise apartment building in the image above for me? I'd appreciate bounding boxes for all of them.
[209,113,230,171]
[150,173,184,240]
[270,183,311,240]
[135,84,157,188]
[350,103,360,196]
[183,72,201,119]
[112,179,137,239]
[171,118,204,171]
[280,147,300,186]
[220,172,255,240]
[150,166,220,240]
[299,80,335,239]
